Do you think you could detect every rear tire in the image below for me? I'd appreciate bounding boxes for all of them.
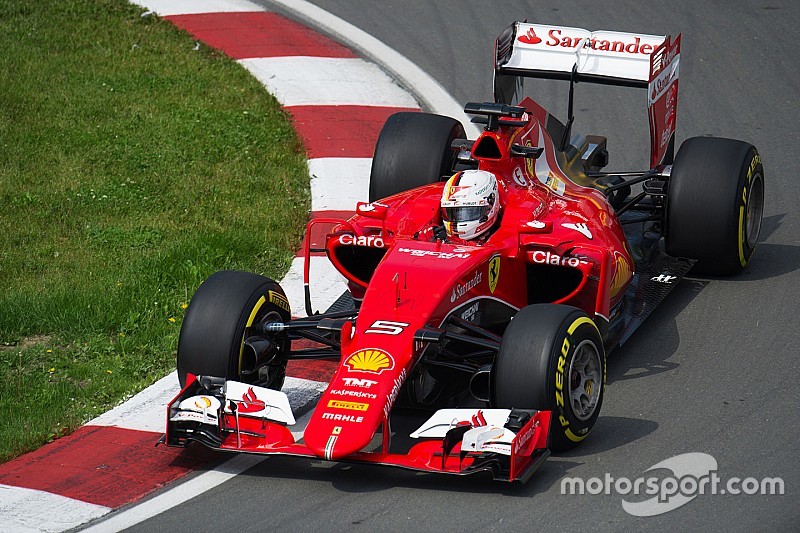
[177,270,291,388]
[492,305,605,451]
[666,137,764,275]
[368,112,465,202]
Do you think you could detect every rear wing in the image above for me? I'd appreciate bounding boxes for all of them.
[494,22,681,167]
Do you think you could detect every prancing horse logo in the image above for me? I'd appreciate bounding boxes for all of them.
[488,256,500,294]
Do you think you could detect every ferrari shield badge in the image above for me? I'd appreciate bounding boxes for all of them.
[489,255,500,294]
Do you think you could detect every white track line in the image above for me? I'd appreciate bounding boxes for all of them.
[309,157,371,211]
[88,372,179,432]
[9,1,469,530]
[281,256,348,317]
[0,485,110,533]
[89,373,325,432]
[134,0,262,15]
[82,454,267,533]
[82,409,315,533]
[266,0,481,137]
[240,57,419,108]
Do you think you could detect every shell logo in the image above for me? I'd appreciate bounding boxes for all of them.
[610,253,632,297]
[193,396,213,409]
[177,394,221,416]
[344,349,395,374]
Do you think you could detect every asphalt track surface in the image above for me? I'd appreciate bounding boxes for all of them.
[118,1,798,530]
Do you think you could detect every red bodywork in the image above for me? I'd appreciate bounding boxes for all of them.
[167,96,634,481]
[305,97,632,460]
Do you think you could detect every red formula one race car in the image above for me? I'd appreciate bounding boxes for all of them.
[163,22,764,482]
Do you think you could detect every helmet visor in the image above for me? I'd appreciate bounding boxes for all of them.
[442,205,488,223]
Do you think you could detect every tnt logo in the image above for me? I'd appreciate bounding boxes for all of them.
[342,377,378,388]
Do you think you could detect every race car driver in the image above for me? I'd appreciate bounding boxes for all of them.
[440,169,501,242]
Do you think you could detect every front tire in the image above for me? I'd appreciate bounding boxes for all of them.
[368,112,465,202]
[492,305,605,451]
[177,270,291,388]
[666,137,764,275]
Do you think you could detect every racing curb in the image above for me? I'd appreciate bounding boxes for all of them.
[0,1,432,531]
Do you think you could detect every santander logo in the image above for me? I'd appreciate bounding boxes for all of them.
[238,387,266,413]
[517,27,656,56]
[518,27,542,44]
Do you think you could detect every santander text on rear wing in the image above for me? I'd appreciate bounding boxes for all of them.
[494,22,681,167]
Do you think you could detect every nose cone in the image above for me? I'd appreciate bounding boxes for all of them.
[303,395,377,460]
[306,423,368,461]
[304,357,407,461]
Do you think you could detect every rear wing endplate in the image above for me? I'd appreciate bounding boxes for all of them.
[494,22,681,167]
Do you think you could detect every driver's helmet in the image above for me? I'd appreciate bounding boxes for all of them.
[441,170,500,240]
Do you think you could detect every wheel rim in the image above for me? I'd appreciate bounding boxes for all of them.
[568,340,603,422]
[745,173,764,249]
[238,309,283,378]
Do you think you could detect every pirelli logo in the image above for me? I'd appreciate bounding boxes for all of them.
[268,290,291,313]
[327,400,369,412]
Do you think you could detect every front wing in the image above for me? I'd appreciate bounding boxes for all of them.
[162,375,552,483]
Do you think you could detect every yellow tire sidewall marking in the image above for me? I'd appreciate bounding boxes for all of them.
[238,295,267,375]
[557,315,603,442]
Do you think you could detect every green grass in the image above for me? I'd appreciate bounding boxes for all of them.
[0,0,310,462]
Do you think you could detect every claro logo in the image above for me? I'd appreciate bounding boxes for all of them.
[337,234,385,248]
[518,28,657,55]
[531,250,589,268]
